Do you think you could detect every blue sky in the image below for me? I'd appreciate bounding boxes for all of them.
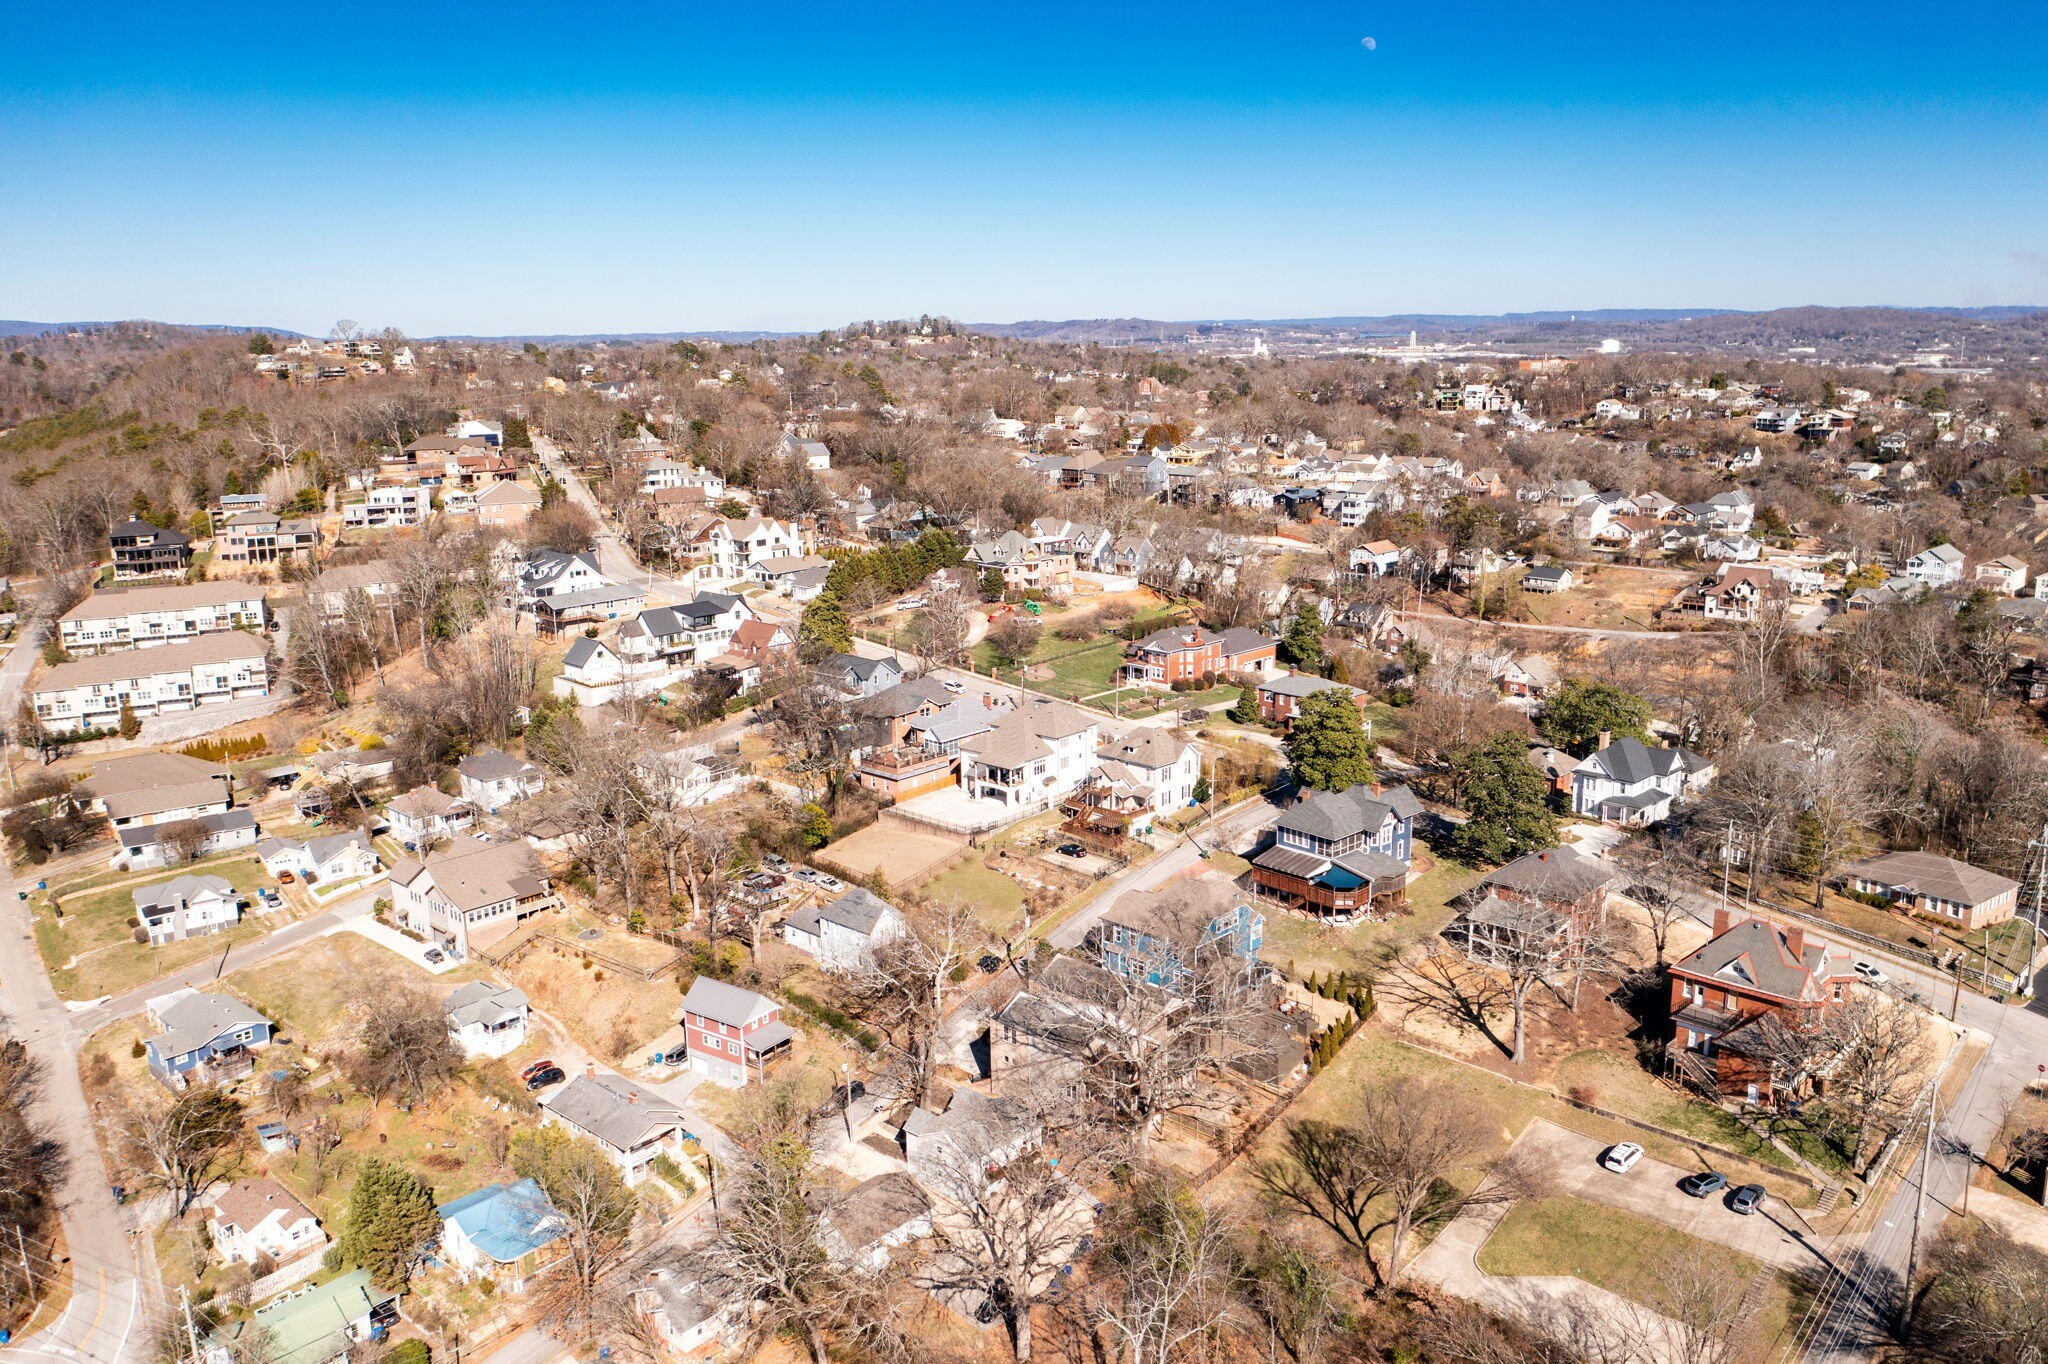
[5,2,2046,335]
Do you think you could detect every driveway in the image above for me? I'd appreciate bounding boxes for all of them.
[1046,792,1280,949]
[1512,1119,1830,1277]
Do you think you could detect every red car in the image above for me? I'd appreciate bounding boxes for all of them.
[519,1059,557,1085]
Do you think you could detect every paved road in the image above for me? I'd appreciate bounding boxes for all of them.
[1046,792,1282,949]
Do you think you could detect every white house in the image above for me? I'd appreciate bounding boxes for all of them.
[515,549,613,610]
[256,831,380,887]
[342,485,433,530]
[1570,737,1714,827]
[552,636,673,706]
[1904,543,1966,587]
[32,632,270,735]
[614,595,753,672]
[632,1270,743,1358]
[78,751,234,830]
[436,1179,564,1294]
[444,981,530,1059]
[134,874,242,944]
[957,697,1101,812]
[391,835,556,959]
[208,1179,326,1266]
[1973,555,2028,596]
[456,749,546,812]
[385,786,474,849]
[727,516,805,566]
[1079,729,1202,832]
[782,887,907,972]
[539,1074,689,1186]
[117,809,259,872]
[819,1173,932,1276]
[58,582,267,655]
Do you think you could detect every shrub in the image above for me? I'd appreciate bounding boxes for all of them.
[131,1039,147,1059]
[1569,1085,1599,1106]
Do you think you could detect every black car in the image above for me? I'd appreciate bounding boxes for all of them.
[523,1065,566,1091]
[978,953,1003,973]
[1728,1183,1767,1215]
[1679,1171,1728,1199]
[1056,843,1087,858]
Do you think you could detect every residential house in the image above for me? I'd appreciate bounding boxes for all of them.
[1843,851,2020,932]
[437,1179,566,1292]
[1973,556,2029,596]
[749,553,833,601]
[476,480,543,528]
[631,1269,743,1359]
[903,1086,1041,1191]
[456,748,545,812]
[727,516,805,566]
[1905,544,1966,587]
[206,1269,397,1364]
[32,632,270,735]
[342,485,434,530]
[118,809,258,871]
[1248,783,1421,919]
[852,684,993,802]
[1521,565,1575,594]
[1255,671,1368,728]
[816,652,903,698]
[1349,541,1404,577]
[553,636,665,706]
[1692,563,1792,623]
[109,519,192,579]
[1120,624,1277,688]
[516,549,613,609]
[144,988,273,1087]
[782,887,908,972]
[208,1179,326,1266]
[967,530,1073,597]
[1489,653,1559,704]
[78,751,234,829]
[384,785,474,849]
[1065,729,1202,836]
[681,977,795,1087]
[1667,909,1859,1104]
[703,617,794,692]
[533,583,647,635]
[1096,885,1263,993]
[443,981,531,1060]
[134,874,242,944]
[255,830,380,887]
[958,696,1101,810]
[541,1074,691,1186]
[390,835,557,959]
[214,513,320,566]
[1448,845,1615,971]
[307,560,399,618]
[616,595,753,672]
[1570,736,1713,826]
[59,582,267,654]
[820,1173,932,1276]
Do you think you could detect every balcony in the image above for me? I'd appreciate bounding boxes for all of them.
[862,744,955,778]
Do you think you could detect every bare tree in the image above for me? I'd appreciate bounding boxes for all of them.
[341,982,463,1106]
[117,1088,244,1217]
[1818,990,1934,1168]
[155,818,211,867]
[844,899,979,1109]
[1089,1177,1246,1364]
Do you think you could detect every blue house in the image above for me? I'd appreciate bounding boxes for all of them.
[1097,886,1264,994]
[1250,783,1422,920]
[144,988,274,1088]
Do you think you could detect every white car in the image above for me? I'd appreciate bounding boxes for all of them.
[1853,960,1889,985]
[942,679,966,694]
[898,597,927,609]
[1599,1142,1645,1174]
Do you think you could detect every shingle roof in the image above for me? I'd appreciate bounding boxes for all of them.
[1481,846,1615,905]
[680,977,779,1027]
[1846,851,2017,908]
[134,873,236,917]
[1277,783,1420,843]
[1671,914,1854,1004]
[816,887,897,936]
[544,1074,684,1150]
[37,631,266,692]
[211,1178,316,1234]
[445,981,529,1029]
[821,1173,928,1258]
[1259,671,1356,699]
[397,836,546,912]
[150,989,269,1060]
[458,749,539,783]
[61,581,265,623]
[1576,736,1702,784]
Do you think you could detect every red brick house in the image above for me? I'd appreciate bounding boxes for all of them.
[1666,909,1859,1106]
[1121,625,1276,688]
[1255,671,1368,728]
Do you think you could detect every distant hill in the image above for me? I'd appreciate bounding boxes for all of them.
[0,319,303,340]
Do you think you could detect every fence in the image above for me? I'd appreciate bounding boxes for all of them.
[481,929,682,982]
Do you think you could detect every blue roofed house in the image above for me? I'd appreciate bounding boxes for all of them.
[145,988,274,1088]
[1096,884,1263,993]
[204,1268,398,1364]
[1248,783,1422,921]
[437,1178,567,1293]
[1570,736,1714,827]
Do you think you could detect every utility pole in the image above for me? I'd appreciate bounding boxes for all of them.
[1721,820,1735,908]
[15,1226,33,1294]
[1897,1080,1939,1338]
[181,1285,203,1364]
[1950,958,1963,1022]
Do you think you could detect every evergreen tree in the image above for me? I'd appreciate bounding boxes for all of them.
[979,568,1007,602]
[1450,732,1561,865]
[1283,690,1374,792]
[798,802,833,848]
[1192,775,1211,805]
[1536,678,1652,756]
[117,701,141,740]
[1280,603,1327,671]
[796,592,853,660]
[1227,683,1261,725]
[338,1159,440,1290]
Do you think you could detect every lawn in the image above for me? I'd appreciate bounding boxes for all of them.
[227,932,491,1045]
[918,856,1027,935]
[35,856,282,1000]
[1550,1050,1840,1175]
[506,939,684,1064]
[1257,849,1487,981]
[1961,917,2040,979]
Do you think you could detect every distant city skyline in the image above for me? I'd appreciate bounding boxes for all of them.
[6,2,2046,336]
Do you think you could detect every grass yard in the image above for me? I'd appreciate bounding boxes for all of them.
[227,933,491,1048]
[1961,917,2040,979]
[918,856,1027,935]
[35,856,281,1000]
[1550,1050,1839,1175]
[1478,1196,1812,1358]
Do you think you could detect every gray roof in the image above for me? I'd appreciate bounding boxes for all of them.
[1481,846,1614,905]
[536,584,642,612]
[909,700,997,745]
[1095,728,1189,769]
[960,696,1096,768]
[1277,783,1421,844]
[1671,914,1854,1004]
[37,631,266,693]
[854,678,952,720]
[816,887,897,937]
[543,1074,684,1150]
[1215,626,1277,658]
[1846,851,2017,908]
[680,976,779,1028]
[1523,565,1572,585]
[122,808,255,851]
[458,748,539,783]
[1576,737,1703,784]
[1258,671,1356,699]
[445,981,529,1029]
[134,873,236,917]
[151,989,269,1060]
[392,836,546,912]
[561,636,606,669]
[822,1173,928,1257]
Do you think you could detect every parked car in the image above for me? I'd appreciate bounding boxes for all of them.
[1599,1142,1645,1174]
[942,679,966,694]
[1853,960,1889,985]
[792,867,819,882]
[1679,1171,1728,1198]
[763,854,791,873]
[816,875,843,892]
[1728,1184,1767,1215]
[1055,843,1087,858]
[520,1059,558,1084]
[897,597,927,609]
[523,1065,566,1091]
[422,947,445,965]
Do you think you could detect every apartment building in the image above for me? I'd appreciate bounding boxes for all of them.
[32,632,270,734]
[59,582,267,654]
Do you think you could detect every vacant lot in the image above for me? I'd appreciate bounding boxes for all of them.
[818,819,966,887]
[1479,1195,1812,1359]
[506,938,683,1064]
[35,855,281,1000]
[1519,565,1693,631]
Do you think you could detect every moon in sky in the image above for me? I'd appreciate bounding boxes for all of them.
[1361,36,1377,50]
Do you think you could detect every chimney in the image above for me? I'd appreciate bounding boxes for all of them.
[1711,905,1732,937]
[1784,924,1806,962]
[627,1088,639,1104]
[585,1060,597,1079]
[1596,730,1612,751]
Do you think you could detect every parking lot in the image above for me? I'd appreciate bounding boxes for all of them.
[1519,1119,1828,1274]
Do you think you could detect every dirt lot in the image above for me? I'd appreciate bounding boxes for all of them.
[505,936,684,1064]
[1518,563,1694,630]
[817,818,967,886]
